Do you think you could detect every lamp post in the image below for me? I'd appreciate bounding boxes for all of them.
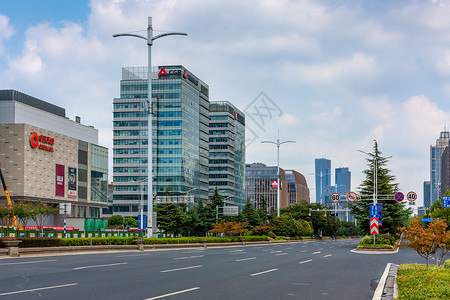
[261,138,296,217]
[309,171,332,205]
[114,17,187,238]
[134,178,148,237]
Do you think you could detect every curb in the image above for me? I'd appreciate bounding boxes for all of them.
[372,263,399,300]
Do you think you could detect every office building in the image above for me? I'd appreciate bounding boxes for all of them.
[423,181,431,208]
[112,66,210,216]
[430,128,449,205]
[245,163,310,212]
[0,90,108,221]
[314,158,331,205]
[285,169,310,205]
[209,101,245,208]
[441,143,450,197]
[333,167,352,221]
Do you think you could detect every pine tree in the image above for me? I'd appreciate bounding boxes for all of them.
[349,140,411,234]
[240,199,260,228]
[211,188,224,208]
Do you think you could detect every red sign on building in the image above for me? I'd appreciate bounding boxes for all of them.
[55,164,65,197]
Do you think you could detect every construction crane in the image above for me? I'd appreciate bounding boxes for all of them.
[0,168,19,228]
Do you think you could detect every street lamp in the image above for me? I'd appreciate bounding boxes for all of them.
[261,138,296,217]
[113,17,187,238]
[310,171,332,206]
[133,178,148,237]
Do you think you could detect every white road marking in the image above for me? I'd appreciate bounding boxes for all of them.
[73,262,127,270]
[323,254,332,258]
[145,287,200,300]
[0,259,57,266]
[160,265,202,273]
[270,251,282,253]
[229,252,247,255]
[299,259,312,264]
[312,251,321,255]
[116,254,150,258]
[275,253,288,256]
[299,250,307,253]
[250,268,278,276]
[229,250,244,252]
[235,257,257,262]
[0,283,78,296]
[284,247,292,250]
[173,255,204,260]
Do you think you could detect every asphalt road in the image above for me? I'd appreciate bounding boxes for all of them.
[0,239,427,300]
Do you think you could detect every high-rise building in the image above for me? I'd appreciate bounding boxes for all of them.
[112,66,210,216]
[430,128,449,205]
[285,169,310,205]
[335,167,351,196]
[0,90,108,222]
[208,101,245,208]
[314,158,331,204]
[440,143,450,197]
[423,181,431,208]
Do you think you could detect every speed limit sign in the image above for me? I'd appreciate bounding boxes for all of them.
[330,193,341,203]
[407,191,417,202]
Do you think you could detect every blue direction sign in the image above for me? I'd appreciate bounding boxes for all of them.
[443,196,450,208]
[138,215,147,230]
[421,218,432,222]
[394,192,405,202]
[370,204,382,224]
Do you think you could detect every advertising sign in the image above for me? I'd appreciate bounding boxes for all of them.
[55,164,65,196]
[68,167,77,198]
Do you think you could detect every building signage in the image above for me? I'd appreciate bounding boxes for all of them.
[183,69,198,86]
[30,131,55,152]
[68,167,77,198]
[158,68,182,77]
[158,67,199,86]
[55,164,65,197]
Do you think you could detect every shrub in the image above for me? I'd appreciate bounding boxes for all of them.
[444,259,450,269]
[18,237,61,248]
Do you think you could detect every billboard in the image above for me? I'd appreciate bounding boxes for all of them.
[68,167,77,198]
[55,164,65,196]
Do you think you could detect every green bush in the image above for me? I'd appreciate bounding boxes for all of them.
[357,235,393,248]
[18,237,61,248]
[397,264,450,299]
[60,237,136,246]
[444,260,450,269]
[268,232,276,239]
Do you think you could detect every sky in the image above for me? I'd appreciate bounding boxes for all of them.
[2,0,450,209]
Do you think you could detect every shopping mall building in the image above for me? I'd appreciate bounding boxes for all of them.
[0,90,108,226]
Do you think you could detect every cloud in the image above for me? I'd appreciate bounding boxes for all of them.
[0,14,14,53]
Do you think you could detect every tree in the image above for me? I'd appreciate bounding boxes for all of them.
[257,195,270,223]
[429,190,450,225]
[13,201,36,228]
[349,140,411,234]
[31,201,58,236]
[108,215,124,227]
[124,217,138,228]
[240,199,260,228]
[154,203,185,236]
[400,218,450,267]
[209,220,248,236]
[270,214,313,237]
[210,188,224,208]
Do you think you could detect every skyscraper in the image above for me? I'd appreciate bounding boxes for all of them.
[430,128,449,205]
[314,158,331,204]
[335,167,351,196]
[423,181,431,208]
[112,66,210,216]
[209,101,245,208]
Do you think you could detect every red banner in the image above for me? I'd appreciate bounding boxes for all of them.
[55,164,65,197]
[25,226,75,231]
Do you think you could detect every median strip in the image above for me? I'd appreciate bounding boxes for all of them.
[145,287,200,300]
[73,262,127,270]
[160,265,202,273]
[0,283,78,296]
[250,268,278,276]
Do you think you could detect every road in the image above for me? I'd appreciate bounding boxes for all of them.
[0,239,426,299]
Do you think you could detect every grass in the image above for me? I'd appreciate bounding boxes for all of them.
[396,263,450,299]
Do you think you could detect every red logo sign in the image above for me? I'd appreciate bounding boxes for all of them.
[30,132,54,152]
[158,68,167,76]
[183,70,188,79]
[271,180,279,189]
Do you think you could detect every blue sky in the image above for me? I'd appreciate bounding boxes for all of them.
[2,0,450,208]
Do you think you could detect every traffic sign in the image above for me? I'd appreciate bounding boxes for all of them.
[421,218,432,222]
[443,196,450,208]
[370,204,382,224]
[138,215,147,230]
[330,193,341,203]
[394,192,404,202]
[407,191,417,202]
[346,192,357,202]
[370,218,379,235]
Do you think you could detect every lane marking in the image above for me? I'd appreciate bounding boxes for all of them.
[275,253,288,256]
[0,259,57,266]
[250,268,278,276]
[284,247,292,250]
[235,257,257,262]
[299,250,307,253]
[229,250,244,252]
[312,251,321,255]
[73,262,127,270]
[229,252,247,255]
[299,259,312,264]
[116,254,150,258]
[173,255,205,260]
[160,265,202,273]
[0,283,78,296]
[323,254,332,258]
[145,287,200,300]
[270,251,282,253]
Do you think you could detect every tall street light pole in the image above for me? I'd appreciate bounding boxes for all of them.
[114,17,187,238]
[261,138,296,217]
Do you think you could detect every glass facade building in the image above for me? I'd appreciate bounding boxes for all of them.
[423,181,431,208]
[314,158,331,205]
[209,101,246,208]
[112,66,210,216]
[430,129,449,205]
